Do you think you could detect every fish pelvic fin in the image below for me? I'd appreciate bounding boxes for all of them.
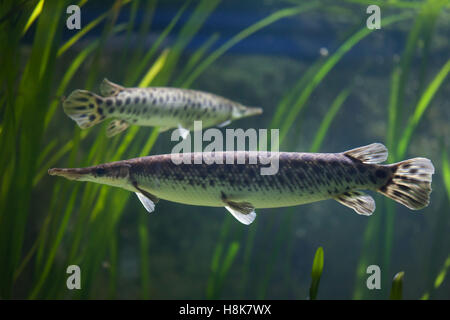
[63,90,106,129]
[222,193,256,225]
[225,203,256,225]
[100,78,125,97]
[343,143,388,164]
[106,119,130,137]
[378,157,434,210]
[334,191,375,216]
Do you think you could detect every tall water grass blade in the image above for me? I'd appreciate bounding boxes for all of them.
[153,0,221,86]
[29,185,80,299]
[309,246,324,300]
[434,256,450,289]
[139,49,170,87]
[389,271,404,300]
[138,211,150,299]
[22,0,44,36]
[182,3,319,88]
[443,149,450,201]
[57,0,131,57]
[124,0,157,84]
[207,241,240,299]
[279,12,413,143]
[207,217,231,299]
[126,1,189,86]
[175,33,220,87]
[258,213,292,299]
[0,0,67,298]
[309,88,352,153]
[397,59,450,158]
[270,59,324,130]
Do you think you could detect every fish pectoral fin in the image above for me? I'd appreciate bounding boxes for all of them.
[177,124,190,140]
[333,191,375,216]
[343,143,388,164]
[100,78,125,97]
[135,192,156,213]
[223,200,256,225]
[132,180,160,214]
[106,120,130,137]
[217,119,231,128]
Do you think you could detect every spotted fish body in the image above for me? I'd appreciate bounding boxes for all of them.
[48,144,434,225]
[63,79,262,137]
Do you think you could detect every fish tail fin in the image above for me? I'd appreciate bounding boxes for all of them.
[63,90,106,129]
[378,157,435,210]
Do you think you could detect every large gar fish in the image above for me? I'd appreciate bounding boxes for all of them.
[62,79,262,138]
[48,143,434,225]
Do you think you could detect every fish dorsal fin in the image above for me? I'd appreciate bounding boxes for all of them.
[223,200,256,225]
[135,192,156,213]
[343,143,388,164]
[100,78,125,97]
[106,120,130,137]
[334,191,375,216]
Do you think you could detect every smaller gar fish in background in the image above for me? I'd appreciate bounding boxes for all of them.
[62,79,263,139]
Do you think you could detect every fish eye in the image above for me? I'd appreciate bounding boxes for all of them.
[95,167,106,176]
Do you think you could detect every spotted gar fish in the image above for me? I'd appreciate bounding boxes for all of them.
[63,79,262,138]
[48,143,434,225]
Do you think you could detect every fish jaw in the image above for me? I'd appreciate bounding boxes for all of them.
[48,163,132,190]
[48,167,91,181]
[232,105,263,120]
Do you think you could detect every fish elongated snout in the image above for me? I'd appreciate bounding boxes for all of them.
[245,107,263,116]
[48,168,87,180]
[232,105,263,120]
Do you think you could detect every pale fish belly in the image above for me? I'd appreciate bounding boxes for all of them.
[137,175,332,209]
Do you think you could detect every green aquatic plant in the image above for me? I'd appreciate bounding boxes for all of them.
[309,247,324,300]
[354,0,448,298]
[421,150,450,299]
[0,0,448,300]
[389,271,404,300]
[1,0,334,300]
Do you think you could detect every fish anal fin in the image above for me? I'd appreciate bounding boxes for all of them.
[344,143,388,164]
[334,191,375,216]
[106,120,130,137]
[222,194,256,225]
[100,78,125,97]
